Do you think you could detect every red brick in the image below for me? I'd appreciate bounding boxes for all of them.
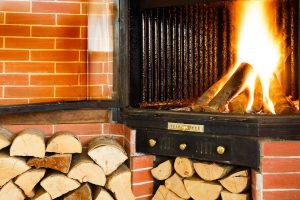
[262,141,300,156]
[31,75,79,85]
[263,174,300,189]
[6,13,55,25]
[56,39,87,50]
[56,62,86,73]
[88,86,102,98]
[54,123,102,135]
[81,2,88,14]
[0,50,29,61]
[5,87,54,98]
[80,27,87,38]
[102,85,113,97]
[32,26,80,38]
[0,37,3,48]
[132,182,153,197]
[0,62,2,72]
[262,158,300,173]
[3,125,53,136]
[32,2,80,14]
[88,2,114,15]
[89,51,112,62]
[31,51,79,61]
[55,86,87,97]
[132,170,153,184]
[0,25,30,36]
[6,38,55,49]
[103,123,124,135]
[57,14,87,26]
[131,156,154,170]
[5,62,54,73]
[89,74,108,85]
[80,50,87,62]
[0,1,30,12]
[28,98,57,104]
[136,196,152,200]
[0,13,4,24]
[79,74,87,85]
[263,191,300,200]
[78,135,100,146]
[89,62,104,73]
[0,74,28,85]
[0,99,28,105]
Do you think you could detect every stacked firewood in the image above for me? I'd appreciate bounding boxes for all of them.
[0,128,135,200]
[152,157,250,200]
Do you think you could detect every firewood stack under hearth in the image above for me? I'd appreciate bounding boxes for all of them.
[152,157,250,200]
[0,127,135,200]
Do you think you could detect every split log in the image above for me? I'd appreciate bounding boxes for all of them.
[221,190,250,200]
[68,150,106,185]
[46,131,82,154]
[219,169,250,193]
[0,152,31,187]
[165,173,190,199]
[252,76,263,112]
[0,181,25,200]
[64,183,92,200]
[151,160,173,180]
[269,75,298,115]
[31,187,52,200]
[194,162,234,181]
[174,157,195,178]
[105,164,135,200]
[10,128,45,158]
[27,154,72,173]
[88,136,128,175]
[203,63,253,113]
[94,187,114,200]
[0,128,13,150]
[184,176,223,200]
[152,185,184,200]
[228,90,249,113]
[40,172,80,199]
[15,168,46,197]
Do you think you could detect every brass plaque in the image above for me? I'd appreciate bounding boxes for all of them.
[167,122,204,133]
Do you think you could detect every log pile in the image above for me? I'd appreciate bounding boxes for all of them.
[152,157,251,200]
[0,127,135,200]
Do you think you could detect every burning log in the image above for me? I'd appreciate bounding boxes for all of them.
[228,90,249,113]
[252,76,263,112]
[269,75,298,115]
[203,63,253,113]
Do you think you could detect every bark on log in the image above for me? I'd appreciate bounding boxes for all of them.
[0,181,25,200]
[194,162,234,181]
[203,63,253,112]
[174,157,195,178]
[10,128,45,158]
[105,164,135,200]
[252,76,263,112]
[93,186,114,200]
[14,168,46,197]
[221,190,250,200]
[31,187,52,200]
[27,154,72,173]
[0,128,13,150]
[46,131,82,154]
[184,176,223,200]
[152,185,184,200]
[219,169,250,194]
[269,75,298,115]
[0,152,30,187]
[151,160,173,180]
[40,172,80,199]
[63,183,92,200]
[88,136,128,175]
[228,90,249,113]
[67,150,106,186]
[165,173,190,199]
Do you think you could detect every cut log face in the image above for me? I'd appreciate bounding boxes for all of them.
[105,164,135,200]
[0,128,13,150]
[63,183,92,200]
[219,169,250,194]
[67,151,106,186]
[14,168,46,197]
[184,176,223,200]
[88,136,128,175]
[194,162,234,181]
[0,152,31,187]
[174,157,195,178]
[151,160,173,180]
[221,190,250,200]
[152,185,184,200]
[31,187,52,200]
[10,128,46,158]
[165,173,190,199]
[0,181,25,200]
[27,154,72,173]
[94,187,114,200]
[46,131,82,154]
[40,172,80,199]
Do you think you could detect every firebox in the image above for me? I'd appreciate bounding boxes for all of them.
[119,0,300,169]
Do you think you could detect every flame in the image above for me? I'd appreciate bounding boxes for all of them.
[234,1,281,114]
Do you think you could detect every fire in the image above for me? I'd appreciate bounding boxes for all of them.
[234,1,281,114]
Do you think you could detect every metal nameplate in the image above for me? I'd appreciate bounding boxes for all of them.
[167,122,204,133]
